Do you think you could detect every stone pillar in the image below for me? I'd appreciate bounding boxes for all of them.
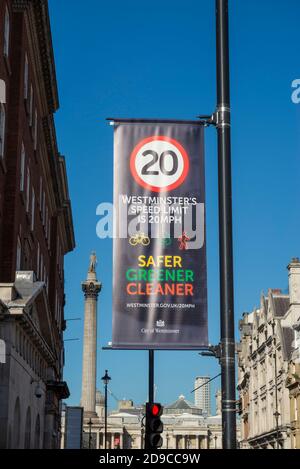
[81,253,101,416]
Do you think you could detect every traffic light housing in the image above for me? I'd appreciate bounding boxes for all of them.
[145,403,164,449]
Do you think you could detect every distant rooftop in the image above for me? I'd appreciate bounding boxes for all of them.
[165,395,202,415]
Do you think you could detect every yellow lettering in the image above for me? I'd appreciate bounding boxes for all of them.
[138,255,146,267]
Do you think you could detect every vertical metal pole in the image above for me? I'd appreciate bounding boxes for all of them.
[149,350,154,404]
[105,384,108,449]
[215,0,237,449]
[145,350,154,450]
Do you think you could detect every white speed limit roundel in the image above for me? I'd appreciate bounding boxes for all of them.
[130,136,190,192]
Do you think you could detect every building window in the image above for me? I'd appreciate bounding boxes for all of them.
[24,407,31,449]
[40,255,44,281]
[33,108,38,150]
[34,415,40,449]
[13,398,21,449]
[42,192,45,225]
[20,144,25,191]
[294,396,298,422]
[0,103,5,157]
[39,176,42,210]
[16,236,22,271]
[4,7,10,57]
[26,168,30,212]
[24,53,29,100]
[31,189,35,231]
[45,206,48,236]
[29,84,33,127]
[48,218,51,249]
[37,242,40,279]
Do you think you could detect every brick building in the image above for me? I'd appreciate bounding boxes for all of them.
[0,0,75,448]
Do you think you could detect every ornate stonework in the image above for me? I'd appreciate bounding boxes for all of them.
[82,281,102,299]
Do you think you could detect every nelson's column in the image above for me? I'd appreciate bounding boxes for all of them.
[81,253,102,416]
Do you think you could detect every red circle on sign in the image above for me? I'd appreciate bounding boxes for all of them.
[130,136,190,193]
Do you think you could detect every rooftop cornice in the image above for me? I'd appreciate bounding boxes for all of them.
[32,0,59,112]
[12,0,59,113]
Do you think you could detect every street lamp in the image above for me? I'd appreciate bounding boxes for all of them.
[214,435,218,449]
[102,370,111,450]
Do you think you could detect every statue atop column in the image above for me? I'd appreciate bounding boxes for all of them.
[89,252,97,273]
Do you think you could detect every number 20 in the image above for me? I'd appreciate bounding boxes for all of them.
[141,150,179,176]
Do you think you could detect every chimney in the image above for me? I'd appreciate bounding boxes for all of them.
[271,289,282,295]
[288,258,300,305]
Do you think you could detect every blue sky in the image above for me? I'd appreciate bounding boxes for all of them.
[49,0,300,412]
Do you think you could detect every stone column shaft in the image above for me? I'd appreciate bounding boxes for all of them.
[81,269,101,416]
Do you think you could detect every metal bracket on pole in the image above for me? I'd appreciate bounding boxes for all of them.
[198,107,231,129]
[199,343,221,362]
[215,106,231,129]
[197,114,216,127]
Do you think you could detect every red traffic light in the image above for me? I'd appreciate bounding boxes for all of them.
[145,403,164,449]
[150,403,163,417]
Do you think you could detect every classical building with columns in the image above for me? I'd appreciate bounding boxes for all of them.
[237,258,300,449]
[61,392,236,450]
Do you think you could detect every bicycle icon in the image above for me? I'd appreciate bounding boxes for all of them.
[129,232,150,247]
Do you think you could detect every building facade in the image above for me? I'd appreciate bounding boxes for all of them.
[0,0,75,449]
[237,259,300,449]
[286,359,300,449]
[285,258,300,449]
[61,393,235,450]
[194,376,211,415]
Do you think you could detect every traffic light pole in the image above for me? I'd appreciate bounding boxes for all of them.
[149,350,154,404]
[215,0,237,449]
[145,350,155,450]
